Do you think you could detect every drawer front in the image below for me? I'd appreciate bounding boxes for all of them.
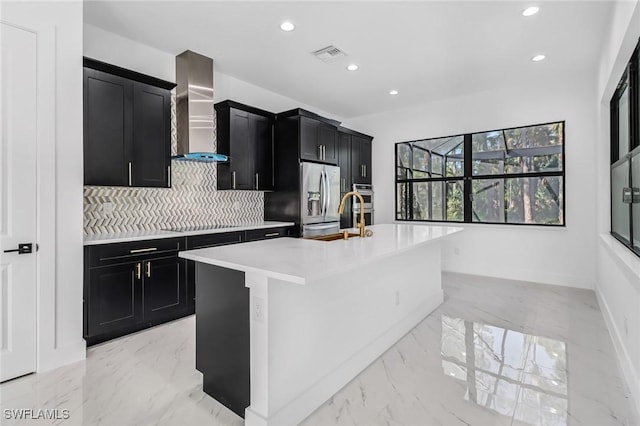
[87,238,184,268]
[245,227,291,242]
[186,231,244,250]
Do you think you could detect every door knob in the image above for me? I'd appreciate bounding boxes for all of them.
[3,243,33,254]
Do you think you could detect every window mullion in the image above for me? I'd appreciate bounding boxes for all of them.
[464,134,473,223]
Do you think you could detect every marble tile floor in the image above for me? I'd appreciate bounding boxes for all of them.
[1,273,637,426]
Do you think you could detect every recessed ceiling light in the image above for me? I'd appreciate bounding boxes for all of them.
[522,6,539,17]
[389,90,399,95]
[346,64,359,71]
[280,21,295,32]
[532,54,546,62]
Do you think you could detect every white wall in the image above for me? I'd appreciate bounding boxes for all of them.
[3,1,85,371]
[344,74,598,290]
[83,24,342,120]
[594,0,640,415]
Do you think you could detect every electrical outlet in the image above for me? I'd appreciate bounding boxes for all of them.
[454,247,460,255]
[102,202,113,216]
[624,316,628,337]
[395,291,400,306]
[253,296,265,323]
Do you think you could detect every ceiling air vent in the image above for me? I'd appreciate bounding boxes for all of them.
[312,45,347,62]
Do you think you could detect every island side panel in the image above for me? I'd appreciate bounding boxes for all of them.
[195,263,250,418]
[247,241,443,425]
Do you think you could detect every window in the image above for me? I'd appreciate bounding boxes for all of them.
[610,41,640,255]
[395,122,565,226]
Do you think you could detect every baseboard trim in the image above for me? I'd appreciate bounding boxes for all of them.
[594,285,640,424]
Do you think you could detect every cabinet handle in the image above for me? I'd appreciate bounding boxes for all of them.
[364,164,367,177]
[130,247,157,254]
[146,261,151,278]
[135,262,141,280]
[168,166,171,187]
[322,145,326,160]
[318,145,322,160]
[128,162,133,186]
[264,232,279,237]
[232,171,236,189]
[255,173,259,190]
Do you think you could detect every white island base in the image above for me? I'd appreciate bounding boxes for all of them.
[180,224,462,425]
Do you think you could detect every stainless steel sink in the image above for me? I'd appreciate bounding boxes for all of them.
[305,232,360,242]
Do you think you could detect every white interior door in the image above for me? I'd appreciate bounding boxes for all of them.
[0,22,38,382]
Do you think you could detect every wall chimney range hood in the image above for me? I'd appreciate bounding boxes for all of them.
[174,50,228,162]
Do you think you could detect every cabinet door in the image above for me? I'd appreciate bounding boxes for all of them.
[360,138,372,184]
[252,114,274,190]
[300,116,320,161]
[132,82,171,187]
[229,109,254,189]
[84,68,132,186]
[351,136,372,184]
[338,132,351,193]
[143,256,186,321]
[87,262,142,337]
[319,124,338,164]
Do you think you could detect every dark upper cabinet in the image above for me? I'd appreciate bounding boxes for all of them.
[84,69,132,187]
[337,132,352,229]
[338,132,352,193]
[299,116,337,164]
[132,82,171,187]
[215,101,275,191]
[351,135,373,184]
[83,57,175,188]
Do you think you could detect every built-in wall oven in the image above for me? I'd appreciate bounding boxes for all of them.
[352,183,374,226]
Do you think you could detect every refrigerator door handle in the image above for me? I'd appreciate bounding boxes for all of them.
[324,170,331,216]
[319,170,326,216]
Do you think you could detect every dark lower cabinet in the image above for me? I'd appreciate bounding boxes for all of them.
[88,262,143,337]
[143,256,187,322]
[84,228,294,346]
[84,237,188,346]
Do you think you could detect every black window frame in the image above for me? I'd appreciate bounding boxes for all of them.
[395,120,566,227]
[610,40,640,255]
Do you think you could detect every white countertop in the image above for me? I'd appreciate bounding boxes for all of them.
[83,222,295,246]
[179,223,463,284]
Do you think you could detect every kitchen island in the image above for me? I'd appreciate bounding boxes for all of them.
[179,223,462,426]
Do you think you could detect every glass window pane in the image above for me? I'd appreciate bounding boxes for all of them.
[410,181,463,221]
[612,161,630,242]
[446,181,464,221]
[396,182,410,220]
[473,123,563,176]
[472,177,564,225]
[396,143,412,179]
[412,141,430,178]
[619,85,630,158]
[445,139,465,177]
[633,156,640,249]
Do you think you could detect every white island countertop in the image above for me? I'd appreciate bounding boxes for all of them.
[179,223,462,284]
[83,221,295,246]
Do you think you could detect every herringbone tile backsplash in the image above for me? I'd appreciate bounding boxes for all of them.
[83,92,264,235]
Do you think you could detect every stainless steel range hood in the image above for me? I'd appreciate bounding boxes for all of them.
[174,50,227,162]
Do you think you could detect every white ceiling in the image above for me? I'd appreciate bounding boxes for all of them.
[84,1,614,119]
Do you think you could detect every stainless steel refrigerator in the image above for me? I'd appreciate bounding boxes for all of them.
[300,162,340,237]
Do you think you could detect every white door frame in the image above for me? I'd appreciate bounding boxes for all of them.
[1,3,86,374]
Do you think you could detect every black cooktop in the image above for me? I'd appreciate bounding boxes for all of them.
[164,224,240,232]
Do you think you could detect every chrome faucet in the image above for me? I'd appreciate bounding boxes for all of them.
[338,191,367,238]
